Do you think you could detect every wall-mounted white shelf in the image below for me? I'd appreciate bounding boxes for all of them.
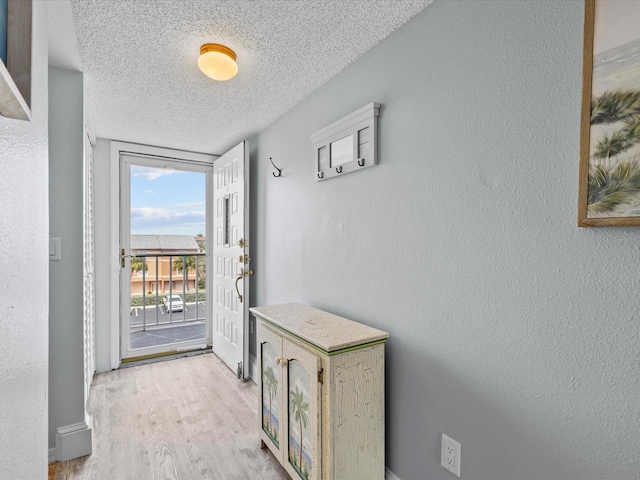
[311,102,380,182]
[0,0,32,121]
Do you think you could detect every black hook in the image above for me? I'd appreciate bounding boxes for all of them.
[357,158,365,167]
[317,171,324,179]
[270,157,282,177]
[336,166,343,173]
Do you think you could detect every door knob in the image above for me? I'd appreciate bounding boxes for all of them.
[235,269,244,303]
[235,268,255,303]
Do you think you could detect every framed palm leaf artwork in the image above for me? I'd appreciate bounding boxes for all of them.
[578,0,640,226]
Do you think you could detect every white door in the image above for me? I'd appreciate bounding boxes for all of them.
[119,150,214,361]
[212,141,251,379]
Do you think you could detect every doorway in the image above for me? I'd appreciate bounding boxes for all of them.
[120,152,213,360]
[112,141,251,377]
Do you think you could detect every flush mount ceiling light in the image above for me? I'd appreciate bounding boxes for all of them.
[197,43,238,81]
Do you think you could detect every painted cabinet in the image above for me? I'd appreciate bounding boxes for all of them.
[251,303,390,480]
[259,323,322,479]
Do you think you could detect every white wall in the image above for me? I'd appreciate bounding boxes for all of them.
[0,2,49,477]
[249,1,639,479]
[48,67,86,450]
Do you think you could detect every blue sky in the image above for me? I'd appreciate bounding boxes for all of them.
[130,166,205,236]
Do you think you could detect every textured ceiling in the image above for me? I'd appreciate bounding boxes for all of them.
[69,0,432,154]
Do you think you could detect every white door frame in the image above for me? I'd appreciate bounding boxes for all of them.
[109,141,217,368]
[119,153,213,360]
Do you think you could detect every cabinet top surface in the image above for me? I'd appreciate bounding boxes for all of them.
[250,302,389,353]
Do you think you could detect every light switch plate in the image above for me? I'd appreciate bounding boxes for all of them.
[49,238,61,261]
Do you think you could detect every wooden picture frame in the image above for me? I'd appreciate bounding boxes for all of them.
[578,0,640,226]
[0,0,7,66]
[0,0,31,121]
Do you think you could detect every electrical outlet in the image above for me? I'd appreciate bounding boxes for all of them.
[441,434,461,477]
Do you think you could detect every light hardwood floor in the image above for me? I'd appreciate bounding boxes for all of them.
[53,353,289,480]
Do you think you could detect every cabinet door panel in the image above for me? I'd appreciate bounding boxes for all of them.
[283,340,321,480]
[258,324,284,462]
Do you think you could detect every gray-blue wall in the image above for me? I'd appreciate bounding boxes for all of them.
[250,1,639,479]
[48,66,85,449]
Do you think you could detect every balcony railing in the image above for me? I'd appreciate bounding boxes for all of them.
[130,252,206,332]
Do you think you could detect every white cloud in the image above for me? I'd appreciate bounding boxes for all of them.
[131,166,183,181]
[131,206,205,234]
[131,207,170,219]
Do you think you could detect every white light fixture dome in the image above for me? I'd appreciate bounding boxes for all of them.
[197,43,238,81]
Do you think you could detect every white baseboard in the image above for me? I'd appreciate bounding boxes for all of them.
[386,467,402,480]
[249,353,258,383]
[55,421,92,461]
[48,448,57,463]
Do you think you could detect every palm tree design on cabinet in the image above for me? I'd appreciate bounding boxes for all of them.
[289,383,311,479]
[263,365,279,445]
[261,342,280,446]
[287,354,315,480]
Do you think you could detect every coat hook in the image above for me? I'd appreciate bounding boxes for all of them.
[336,166,343,173]
[270,157,282,177]
[357,158,365,167]
[317,171,324,179]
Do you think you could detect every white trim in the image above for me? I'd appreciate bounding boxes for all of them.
[386,467,403,480]
[84,102,96,146]
[86,119,97,146]
[48,448,57,463]
[111,140,215,164]
[242,141,251,379]
[55,422,92,461]
[120,150,214,168]
[109,142,120,370]
[82,46,96,146]
[311,102,379,144]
